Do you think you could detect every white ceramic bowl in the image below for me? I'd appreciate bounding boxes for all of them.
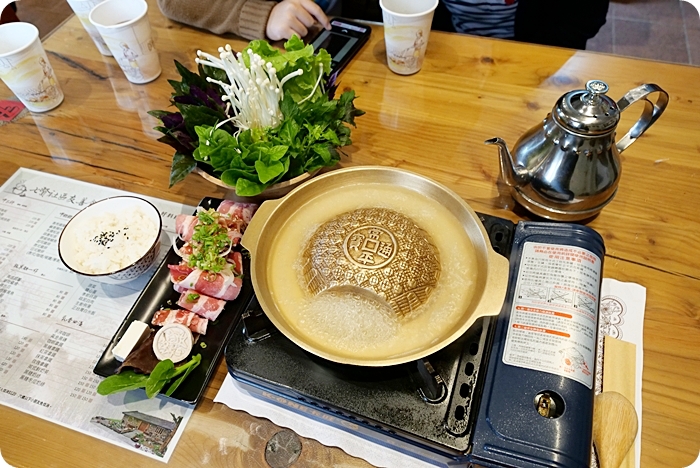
[58,196,162,284]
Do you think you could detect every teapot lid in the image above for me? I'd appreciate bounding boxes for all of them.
[553,80,619,134]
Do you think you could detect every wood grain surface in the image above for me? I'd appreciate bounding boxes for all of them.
[603,336,638,468]
[1,1,699,466]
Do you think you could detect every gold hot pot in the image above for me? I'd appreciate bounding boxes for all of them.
[241,166,509,367]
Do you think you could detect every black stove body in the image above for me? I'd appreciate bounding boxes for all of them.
[225,215,605,468]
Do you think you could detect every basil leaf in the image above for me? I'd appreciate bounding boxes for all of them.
[337,90,365,126]
[278,118,299,145]
[157,134,193,155]
[280,94,299,121]
[170,152,197,187]
[312,144,332,164]
[97,371,149,396]
[168,79,190,97]
[175,60,209,90]
[323,128,340,145]
[176,103,224,137]
[303,123,324,142]
[198,63,227,84]
[287,156,304,178]
[148,110,170,120]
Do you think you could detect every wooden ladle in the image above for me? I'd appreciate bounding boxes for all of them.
[592,391,639,468]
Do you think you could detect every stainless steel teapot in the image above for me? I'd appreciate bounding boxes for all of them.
[486,80,668,221]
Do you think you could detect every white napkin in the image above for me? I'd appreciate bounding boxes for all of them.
[214,374,439,468]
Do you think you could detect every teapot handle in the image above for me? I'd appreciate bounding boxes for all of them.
[615,83,669,153]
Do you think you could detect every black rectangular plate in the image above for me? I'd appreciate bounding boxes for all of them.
[93,197,256,405]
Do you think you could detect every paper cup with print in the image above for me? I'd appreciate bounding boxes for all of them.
[379,0,438,75]
[0,23,64,112]
[66,0,112,56]
[89,0,161,84]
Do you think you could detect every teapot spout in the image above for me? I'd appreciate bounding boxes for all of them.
[485,137,529,187]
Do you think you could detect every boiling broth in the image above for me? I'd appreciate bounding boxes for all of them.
[266,183,478,361]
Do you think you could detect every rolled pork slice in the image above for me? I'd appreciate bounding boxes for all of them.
[175,214,198,242]
[227,227,242,246]
[227,251,243,275]
[168,263,242,300]
[176,213,241,247]
[217,201,258,225]
[151,309,208,335]
[177,290,226,321]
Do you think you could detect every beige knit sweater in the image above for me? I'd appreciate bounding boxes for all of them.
[156,0,277,40]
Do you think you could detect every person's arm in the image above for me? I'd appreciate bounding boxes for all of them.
[157,0,276,40]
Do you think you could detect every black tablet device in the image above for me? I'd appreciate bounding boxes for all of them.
[309,18,371,78]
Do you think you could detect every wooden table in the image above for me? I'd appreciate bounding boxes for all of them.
[1,2,699,467]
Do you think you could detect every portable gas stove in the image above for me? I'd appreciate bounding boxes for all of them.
[225,214,605,468]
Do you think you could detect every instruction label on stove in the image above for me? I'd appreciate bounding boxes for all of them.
[502,242,601,389]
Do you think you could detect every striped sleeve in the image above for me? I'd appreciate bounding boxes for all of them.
[442,0,518,39]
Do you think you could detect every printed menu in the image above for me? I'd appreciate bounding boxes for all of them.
[0,168,195,462]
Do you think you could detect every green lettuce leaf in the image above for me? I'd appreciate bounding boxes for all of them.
[245,35,331,104]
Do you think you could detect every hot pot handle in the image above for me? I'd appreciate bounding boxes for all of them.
[241,198,283,256]
[615,83,669,153]
[480,250,510,317]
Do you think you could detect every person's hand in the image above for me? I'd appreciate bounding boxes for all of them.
[266,0,331,41]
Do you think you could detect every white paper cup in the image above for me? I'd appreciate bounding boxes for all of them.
[66,0,112,56]
[0,23,64,112]
[89,0,161,84]
[379,0,438,75]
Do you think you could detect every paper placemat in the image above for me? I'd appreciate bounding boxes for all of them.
[0,168,196,462]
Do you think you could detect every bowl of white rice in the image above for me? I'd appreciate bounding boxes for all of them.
[58,196,162,283]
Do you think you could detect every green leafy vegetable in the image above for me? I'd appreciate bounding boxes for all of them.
[245,35,332,104]
[193,89,363,196]
[97,355,202,398]
[96,371,149,395]
[165,355,202,396]
[170,152,197,188]
[150,36,363,195]
[145,359,175,398]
